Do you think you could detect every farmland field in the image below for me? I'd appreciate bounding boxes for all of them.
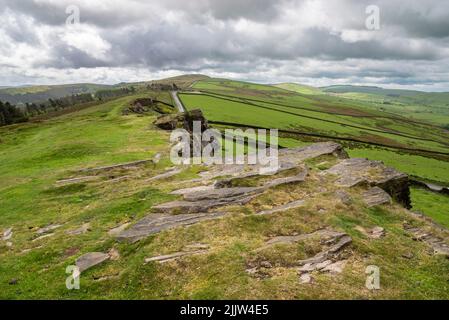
[180,78,449,225]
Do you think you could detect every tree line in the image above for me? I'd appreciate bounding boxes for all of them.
[0,86,136,127]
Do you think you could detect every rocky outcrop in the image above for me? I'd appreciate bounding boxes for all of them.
[154,109,209,132]
[116,142,414,243]
[154,114,184,130]
[325,158,411,208]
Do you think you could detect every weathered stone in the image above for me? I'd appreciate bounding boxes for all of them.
[36,224,62,235]
[315,260,333,270]
[183,187,261,202]
[108,248,120,261]
[404,224,449,258]
[76,252,110,273]
[79,159,154,173]
[363,187,392,207]
[171,185,215,196]
[325,158,410,208]
[108,222,131,237]
[265,229,346,247]
[279,142,349,163]
[298,235,352,266]
[152,194,257,214]
[144,249,208,264]
[299,273,313,284]
[183,109,209,132]
[2,228,12,241]
[32,233,55,242]
[335,190,352,205]
[401,252,414,259]
[66,223,90,236]
[322,260,347,274]
[56,176,98,185]
[212,162,297,188]
[116,212,227,243]
[146,168,182,182]
[355,225,385,239]
[260,261,273,268]
[154,113,182,130]
[257,200,305,215]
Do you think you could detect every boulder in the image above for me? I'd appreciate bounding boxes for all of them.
[325,158,411,208]
[154,113,182,130]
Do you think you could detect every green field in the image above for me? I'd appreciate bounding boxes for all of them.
[181,78,449,226]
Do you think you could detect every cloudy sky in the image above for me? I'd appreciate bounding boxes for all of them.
[1,0,449,91]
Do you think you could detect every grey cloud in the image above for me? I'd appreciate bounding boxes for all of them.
[1,0,449,90]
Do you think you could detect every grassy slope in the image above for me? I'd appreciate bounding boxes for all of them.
[0,77,447,299]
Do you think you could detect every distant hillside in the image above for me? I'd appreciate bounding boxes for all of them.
[322,85,449,107]
[0,83,112,105]
[273,83,323,95]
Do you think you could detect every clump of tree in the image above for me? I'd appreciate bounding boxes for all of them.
[23,93,95,117]
[95,87,135,100]
[0,101,28,126]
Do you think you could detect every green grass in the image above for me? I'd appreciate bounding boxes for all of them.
[1,77,448,300]
[348,147,449,185]
[411,188,449,228]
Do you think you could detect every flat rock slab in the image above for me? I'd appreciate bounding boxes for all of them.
[108,222,131,237]
[79,159,154,173]
[326,158,407,187]
[32,233,54,242]
[170,185,215,196]
[265,229,346,247]
[76,252,110,273]
[335,190,352,205]
[116,212,227,243]
[355,225,386,239]
[325,158,410,208]
[145,249,209,264]
[183,187,262,201]
[56,176,99,185]
[279,142,349,164]
[152,194,257,214]
[36,224,63,235]
[146,168,182,182]
[66,223,90,236]
[363,187,392,207]
[257,199,305,216]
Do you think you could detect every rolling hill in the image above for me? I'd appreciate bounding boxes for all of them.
[0,74,448,299]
